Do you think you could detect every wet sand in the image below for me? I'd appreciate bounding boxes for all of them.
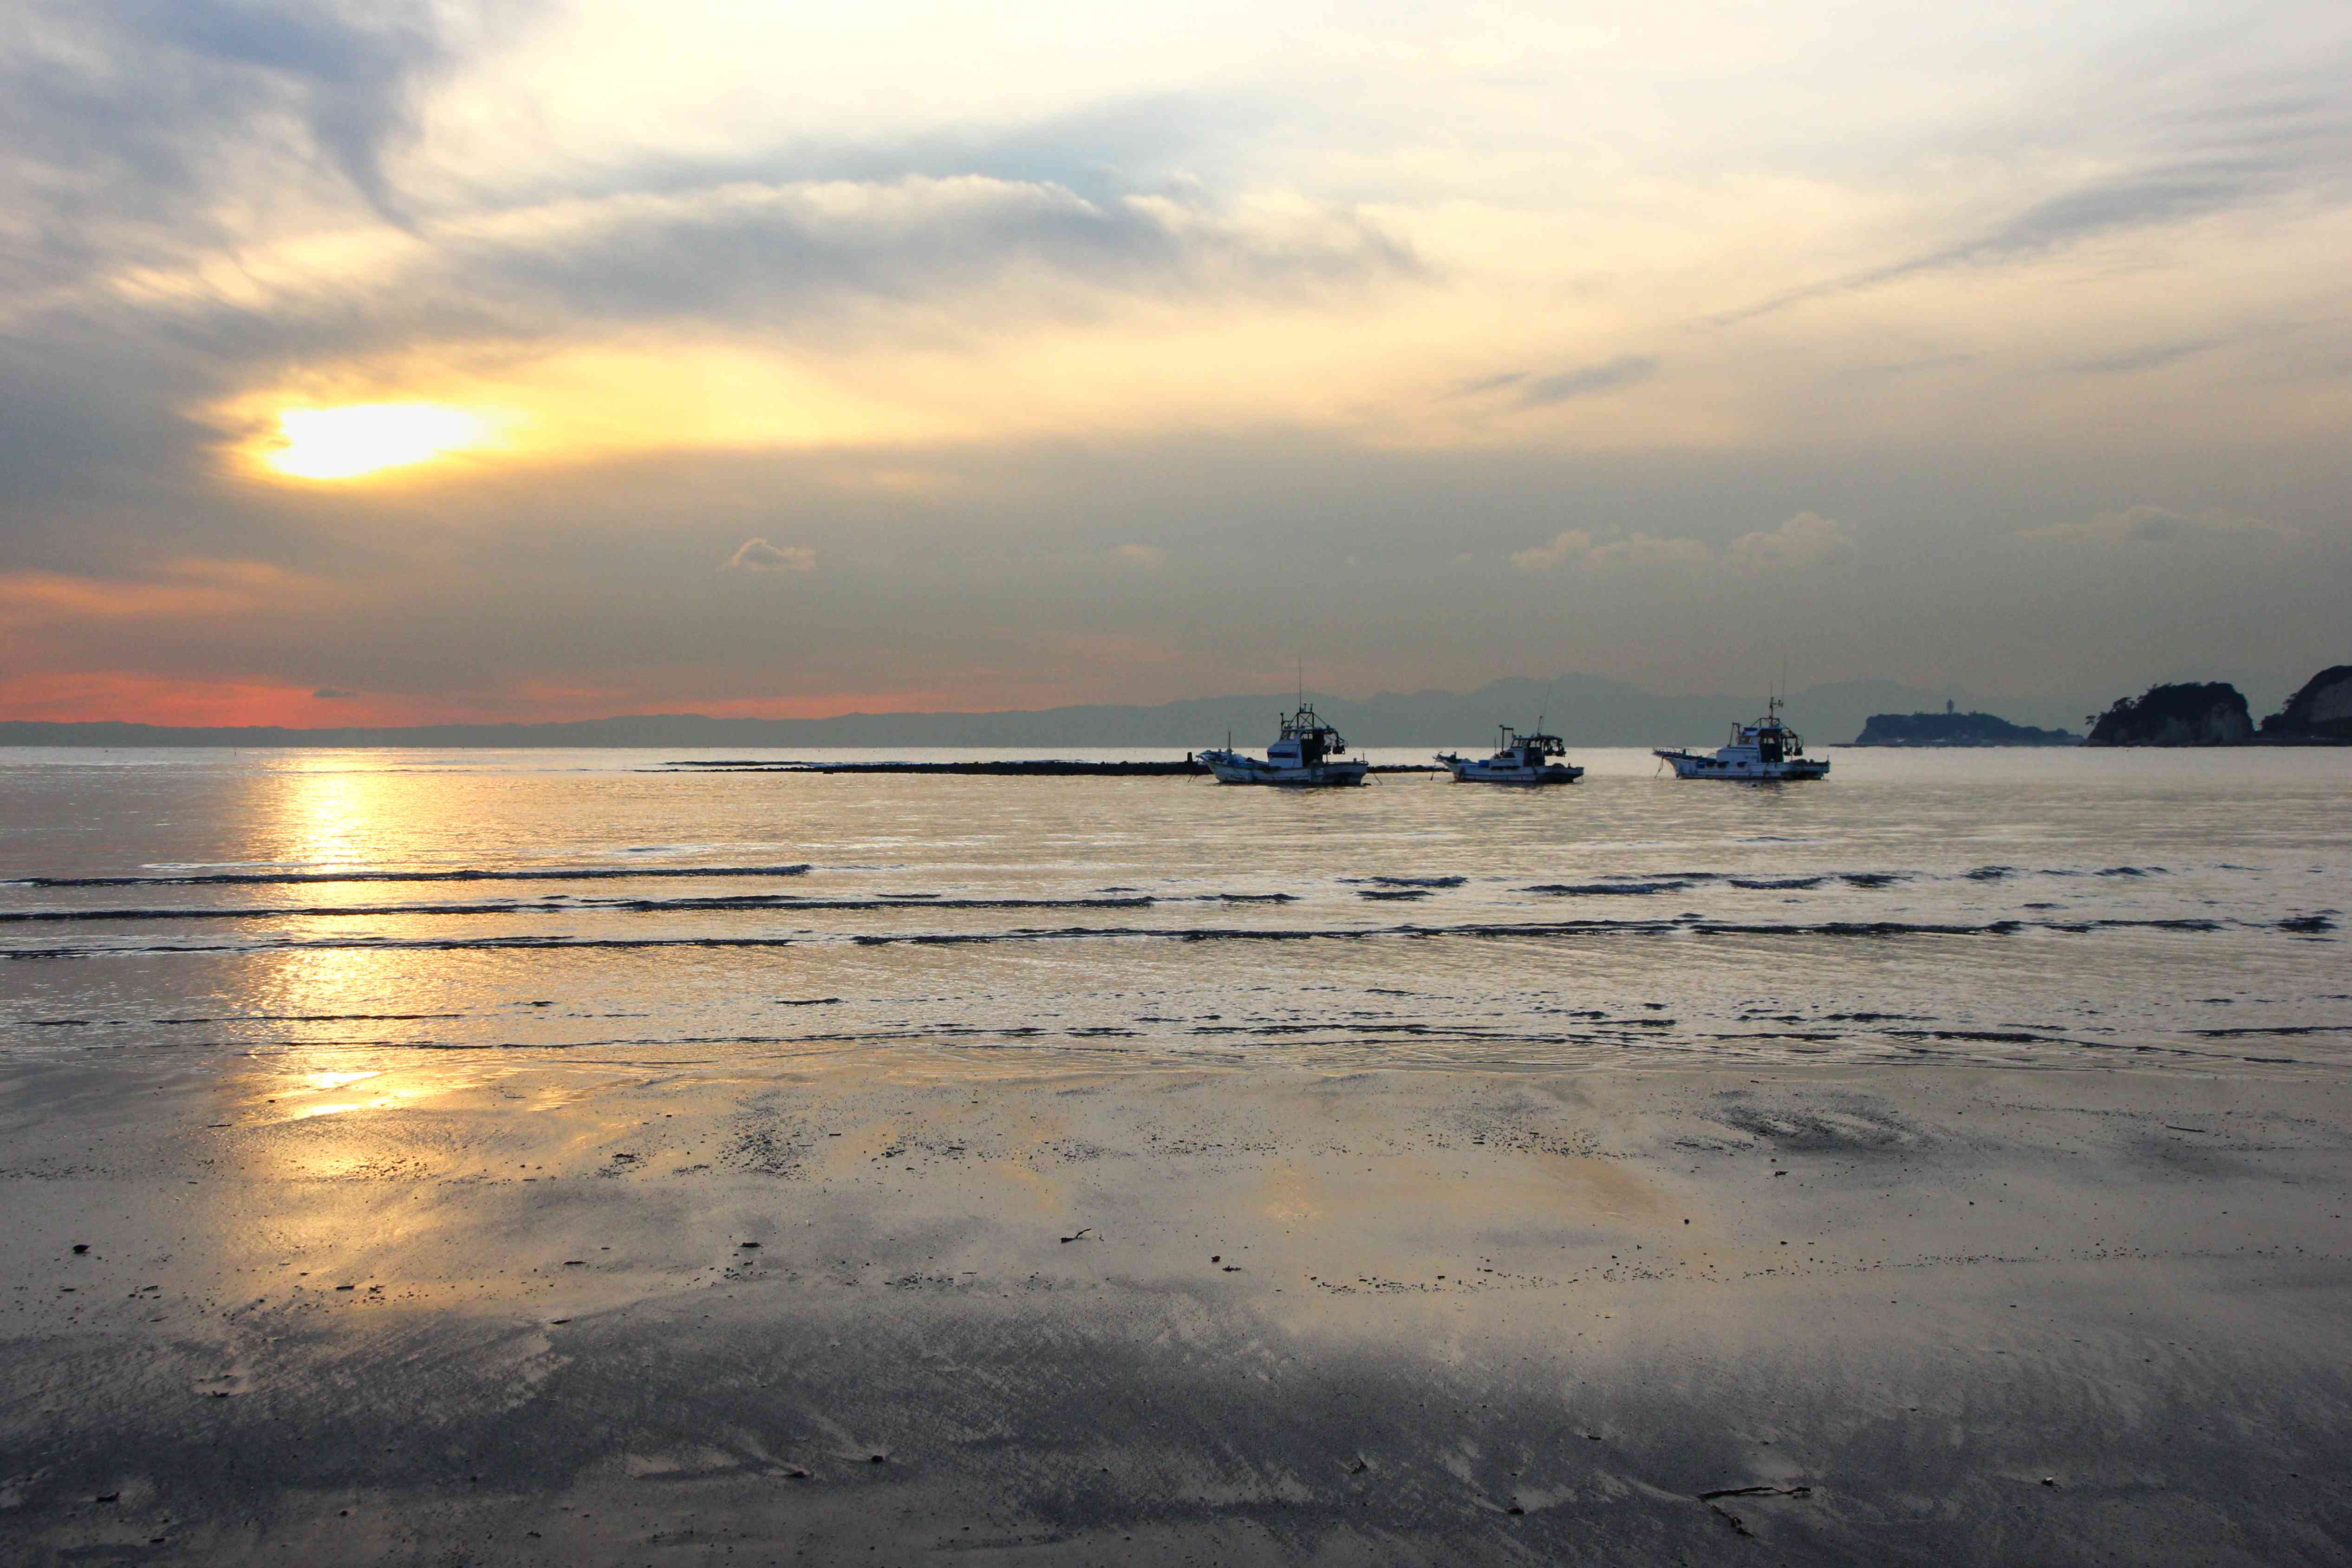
[5,1050,2350,1564]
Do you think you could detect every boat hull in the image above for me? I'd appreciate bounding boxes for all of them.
[1654,749,1830,781]
[1440,760,1583,785]
[1205,759,1370,787]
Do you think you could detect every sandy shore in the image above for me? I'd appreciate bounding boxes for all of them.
[4,1048,2350,1564]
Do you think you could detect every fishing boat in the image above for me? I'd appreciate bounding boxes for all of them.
[1654,696,1830,781]
[1199,705,1370,787]
[1437,724,1583,785]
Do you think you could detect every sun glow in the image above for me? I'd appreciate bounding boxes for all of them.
[263,403,489,480]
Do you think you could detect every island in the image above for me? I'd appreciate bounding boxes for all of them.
[2258,664,2352,742]
[2083,682,2254,747]
[2081,665,2352,746]
[1851,705,2079,746]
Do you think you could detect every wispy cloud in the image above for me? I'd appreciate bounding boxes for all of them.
[2,0,456,265]
[2061,338,2223,375]
[2018,504,2301,546]
[1512,513,1853,575]
[722,538,815,573]
[1710,50,2352,327]
[1448,370,1527,398]
[0,559,325,625]
[1517,356,1658,406]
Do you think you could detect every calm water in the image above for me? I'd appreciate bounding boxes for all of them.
[1,746,2345,1074]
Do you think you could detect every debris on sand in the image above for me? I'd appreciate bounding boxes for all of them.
[1060,1228,1092,1243]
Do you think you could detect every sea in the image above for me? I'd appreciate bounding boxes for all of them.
[1,746,2345,1075]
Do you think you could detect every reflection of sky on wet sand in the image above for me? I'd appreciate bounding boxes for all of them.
[7,1015,2349,1568]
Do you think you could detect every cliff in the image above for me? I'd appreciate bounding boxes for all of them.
[2083,683,2253,747]
[1852,710,2079,747]
[2260,664,2352,742]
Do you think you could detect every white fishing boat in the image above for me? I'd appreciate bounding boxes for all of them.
[1655,697,1830,781]
[1437,724,1583,785]
[1199,705,1370,787]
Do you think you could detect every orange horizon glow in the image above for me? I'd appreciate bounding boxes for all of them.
[0,671,1093,730]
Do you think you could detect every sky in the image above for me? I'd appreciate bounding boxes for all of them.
[2,0,2348,725]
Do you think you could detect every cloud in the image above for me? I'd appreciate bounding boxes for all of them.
[1712,51,2352,326]
[2062,339,2223,375]
[1111,543,1167,570]
[1509,527,1710,573]
[1511,513,1851,575]
[98,174,1419,390]
[1724,512,1855,573]
[0,560,319,625]
[722,538,815,573]
[128,0,448,223]
[1448,370,1527,398]
[1,0,452,263]
[2018,505,2303,546]
[1517,356,1658,406]
[311,687,360,700]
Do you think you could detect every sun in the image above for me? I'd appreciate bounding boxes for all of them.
[262,403,489,480]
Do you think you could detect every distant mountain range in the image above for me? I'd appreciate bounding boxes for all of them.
[0,676,2097,749]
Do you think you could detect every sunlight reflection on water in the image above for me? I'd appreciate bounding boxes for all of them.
[0,746,2344,1076]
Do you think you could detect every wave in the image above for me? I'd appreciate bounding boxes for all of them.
[9,864,814,890]
[2,911,2278,961]
[0,893,1159,926]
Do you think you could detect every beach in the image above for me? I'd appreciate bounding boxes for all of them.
[7,1046,2350,1564]
[4,745,2348,1563]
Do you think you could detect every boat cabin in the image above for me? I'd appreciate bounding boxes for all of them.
[1267,705,1348,768]
[1726,703,1806,765]
[1494,725,1566,767]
